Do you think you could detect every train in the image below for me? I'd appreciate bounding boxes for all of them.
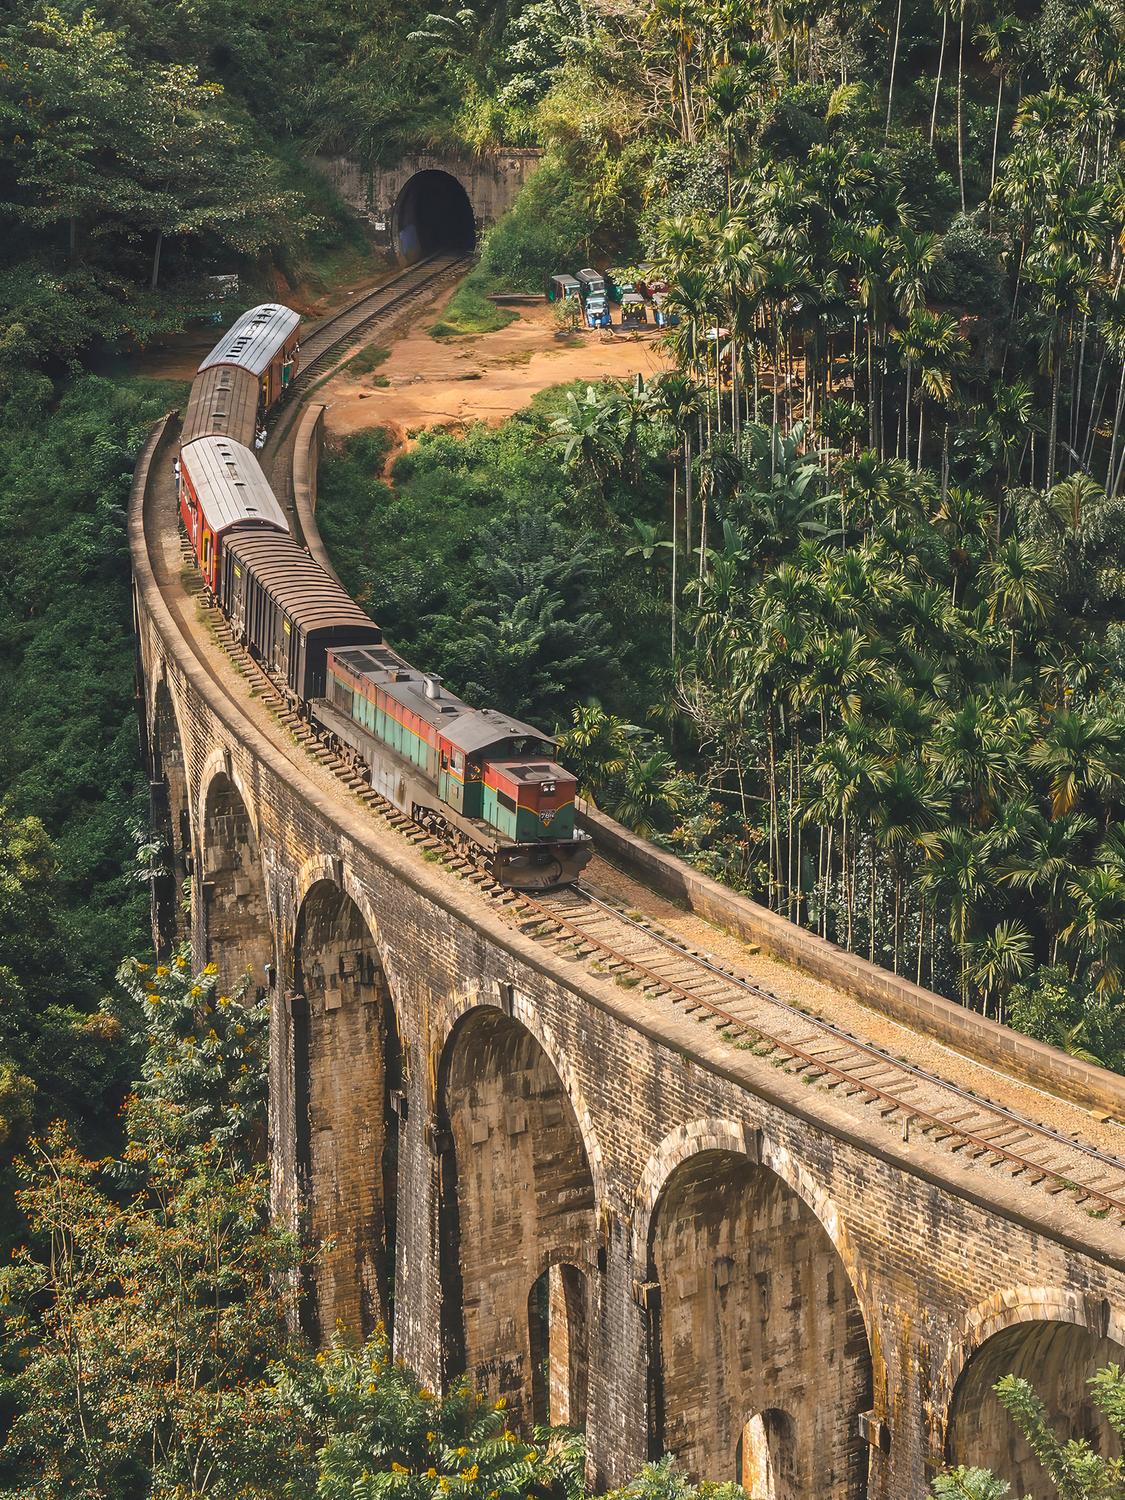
[176,302,592,890]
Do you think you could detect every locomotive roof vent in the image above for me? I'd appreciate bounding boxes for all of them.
[423,675,443,700]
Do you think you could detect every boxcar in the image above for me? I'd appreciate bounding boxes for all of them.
[221,528,381,701]
[547,273,581,302]
[199,303,302,412]
[180,364,260,449]
[179,437,289,594]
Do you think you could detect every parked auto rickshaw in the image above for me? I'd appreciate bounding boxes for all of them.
[620,292,648,327]
[584,292,611,329]
[608,267,640,302]
[651,292,678,327]
[547,273,581,302]
[577,267,606,300]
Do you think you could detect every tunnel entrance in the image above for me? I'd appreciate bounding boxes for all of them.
[394,170,476,260]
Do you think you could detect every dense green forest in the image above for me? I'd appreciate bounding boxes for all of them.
[3,0,1125,1493]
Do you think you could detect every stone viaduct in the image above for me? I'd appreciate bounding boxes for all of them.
[313,151,541,261]
[132,410,1125,1500]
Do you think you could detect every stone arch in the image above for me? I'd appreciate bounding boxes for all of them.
[436,1004,598,1429]
[633,1119,869,1308]
[148,673,191,955]
[942,1290,1125,1499]
[737,1408,799,1499]
[645,1144,872,1498]
[292,877,403,1344]
[393,169,476,260]
[198,757,272,994]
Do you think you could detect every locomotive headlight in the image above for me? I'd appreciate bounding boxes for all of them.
[543,781,556,795]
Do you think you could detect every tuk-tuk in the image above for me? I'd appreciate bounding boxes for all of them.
[577,267,606,300]
[621,292,648,327]
[639,273,669,299]
[547,273,581,302]
[651,292,678,327]
[584,293,611,329]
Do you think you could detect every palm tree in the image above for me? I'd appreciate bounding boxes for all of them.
[982,537,1056,674]
[1061,865,1125,992]
[999,809,1093,961]
[555,706,641,804]
[907,310,967,471]
[1028,249,1094,485]
[975,14,1023,194]
[968,919,1032,1017]
[641,0,706,142]
[871,759,947,972]
[653,372,706,659]
[1028,710,1125,818]
[918,826,996,1001]
[550,385,623,491]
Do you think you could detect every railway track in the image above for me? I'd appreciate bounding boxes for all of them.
[160,247,1125,1234]
[280,252,470,405]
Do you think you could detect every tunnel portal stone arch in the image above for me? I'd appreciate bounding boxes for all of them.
[646,1146,872,1500]
[292,877,403,1344]
[437,1004,597,1431]
[393,169,476,260]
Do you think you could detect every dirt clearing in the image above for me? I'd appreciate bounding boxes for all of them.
[319,282,674,447]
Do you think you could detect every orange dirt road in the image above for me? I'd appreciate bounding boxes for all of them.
[319,285,674,448]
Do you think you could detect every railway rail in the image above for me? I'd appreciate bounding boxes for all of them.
[282,252,470,402]
[159,250,1125,1234]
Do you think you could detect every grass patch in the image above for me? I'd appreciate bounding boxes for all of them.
[431,272,517,338]
[346,343,390,377]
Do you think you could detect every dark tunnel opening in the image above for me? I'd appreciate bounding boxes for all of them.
[394,170,476,260]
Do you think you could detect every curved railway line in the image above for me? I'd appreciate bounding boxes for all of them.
[262,253,472,477]
[155,251,1125,1234]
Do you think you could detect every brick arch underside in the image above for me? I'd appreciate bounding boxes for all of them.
[150,678,191,955]
[649,1149,871,1500]
[439,1008,597,1429]
[200,770,272,993]
[948,1320,1125,1498]
[293,879,402,1343]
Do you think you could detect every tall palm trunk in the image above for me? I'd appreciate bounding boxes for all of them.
[1047,339,1062,487]
[886,0,904,138]
[989,75,1003,193]
[956,9,967,211]
[1107,363,1125,492]
[931,7,948,143]
[670,466,679,661]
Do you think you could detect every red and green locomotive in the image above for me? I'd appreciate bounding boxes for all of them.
[317,644,589,889]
